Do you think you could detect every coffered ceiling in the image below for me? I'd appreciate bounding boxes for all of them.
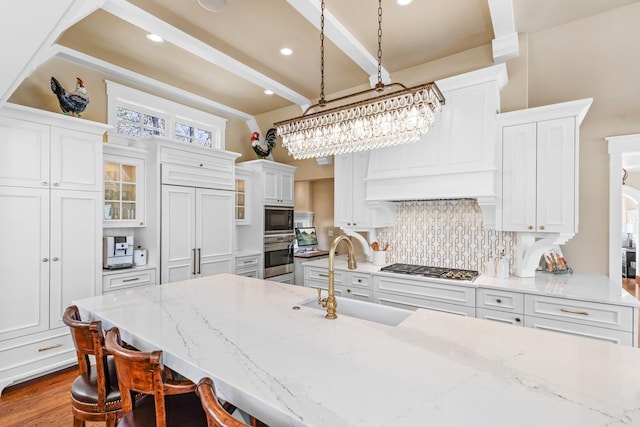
[5,0,640,121]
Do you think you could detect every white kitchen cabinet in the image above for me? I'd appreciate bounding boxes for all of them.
[0,117,102,191]
[524,316,632,345]
[240,160,295,206]
[161,185,234,283]
[103,152,146,228]
[102,267,157,294]
[234,168,250,225]
[502,117,576,233]
[0,105,107,392]
[334,152,395,230]
[235,253,261,278]
[476,288,524,314]
[497,99,592,234]
[476,308,524,326]
[373,275,476,316]
[343,271,373,302]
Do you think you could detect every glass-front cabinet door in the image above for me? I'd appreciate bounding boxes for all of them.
[235,171,250,225]
[104,155,145,227]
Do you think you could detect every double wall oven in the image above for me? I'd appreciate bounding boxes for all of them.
[263,206,295,280]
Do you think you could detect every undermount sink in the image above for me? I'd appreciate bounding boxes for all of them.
[297,296,412,326]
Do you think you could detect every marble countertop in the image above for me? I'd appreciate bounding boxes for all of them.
[75,274,640,427]
[302,257,640,307]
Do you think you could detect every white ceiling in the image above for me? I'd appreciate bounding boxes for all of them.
[9,0,640,120]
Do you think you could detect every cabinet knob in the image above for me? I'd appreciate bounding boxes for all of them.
[357,279,362,283]
[515,317,521,323]
[53,182,59,187]
[42,258,49,262]
[353,223,357,226]
[527,225,533,230]
[139,222,144,226]
[496,298,502,303]
[42,181,48,186]
[539,225,545,230]
[347,289,351,293]
[52,257,59,261]
[199,163,203,167]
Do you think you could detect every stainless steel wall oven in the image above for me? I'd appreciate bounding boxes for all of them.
[263,234,295,278]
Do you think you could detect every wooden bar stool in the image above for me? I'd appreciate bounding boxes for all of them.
[104,327,207,427]
[196,378,267,427]
[63,305,122,427]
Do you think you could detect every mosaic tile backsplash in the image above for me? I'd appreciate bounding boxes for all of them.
[376,199,516,272]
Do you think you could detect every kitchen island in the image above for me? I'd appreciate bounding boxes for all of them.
[75,274,640,426]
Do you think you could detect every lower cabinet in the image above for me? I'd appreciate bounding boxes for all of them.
[103,267,157,294]
[235,253,261,278]
[523,294,633,346]
[476,308,524,326]
[374,275,476,316]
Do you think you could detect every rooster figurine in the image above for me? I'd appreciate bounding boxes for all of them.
[50,76,90,117]
[251,127,277,159]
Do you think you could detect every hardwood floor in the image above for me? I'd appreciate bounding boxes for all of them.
[0,366,103,427]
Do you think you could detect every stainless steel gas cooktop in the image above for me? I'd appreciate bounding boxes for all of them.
[379,263,479,282]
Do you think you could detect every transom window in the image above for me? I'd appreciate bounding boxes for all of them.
[106,81,226,149]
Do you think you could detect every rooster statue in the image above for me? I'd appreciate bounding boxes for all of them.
[50,76,90,117]
[251,127,277,159]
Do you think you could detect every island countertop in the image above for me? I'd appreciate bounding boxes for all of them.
[75,274,640,426]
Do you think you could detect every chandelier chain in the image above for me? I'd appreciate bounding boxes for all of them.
[377,0,383,86]
[320,0,326,105]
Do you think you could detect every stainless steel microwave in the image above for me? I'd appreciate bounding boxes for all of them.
[264,206,294,235]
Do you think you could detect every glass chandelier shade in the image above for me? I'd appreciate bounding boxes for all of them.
[274,0,445,160]
[276,82,443,159]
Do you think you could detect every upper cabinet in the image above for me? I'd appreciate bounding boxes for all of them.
[497,99,593,235]
[0,116,102,192]
[240,160,296,206]
[103,145,147,228]
[334,151,394,230]
[234,165,251,225]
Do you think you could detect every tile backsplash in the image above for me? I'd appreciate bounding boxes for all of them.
[376,199,515,272]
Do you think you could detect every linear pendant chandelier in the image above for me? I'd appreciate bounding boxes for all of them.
[275,0,445,160]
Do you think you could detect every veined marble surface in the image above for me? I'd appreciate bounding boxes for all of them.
[75,274,640,427]
[302,257,640,307]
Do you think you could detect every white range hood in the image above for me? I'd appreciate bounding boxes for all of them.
[365,64,508,227]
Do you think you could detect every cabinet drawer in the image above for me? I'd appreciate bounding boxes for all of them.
[375,291,475,317]
[476,308,524,327]
[345,286,373,302]
[0,330,75,376]
[305,267,344,286]
[524,315,633,346]
[476,288,524,313]
[345,272,371,290]
[161,162,235,190]
[103,269,156,293]
[236,269,259,278]
[524,295,633,332]
[235,254,260,270]
[374,276,475,307]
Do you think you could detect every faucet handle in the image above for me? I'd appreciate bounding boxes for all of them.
[317,288,327,307]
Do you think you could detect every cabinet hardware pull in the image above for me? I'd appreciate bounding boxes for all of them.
[123,277,140,282]
[318,273,329,278]
[539,225,545,230]
[243,260,253,264]
[347,289,351,293]
[42,181,48,186]
[496,298,502,303]
[560,308,588,316]
[199,163,203,167]
[52,257,59,261]
[527,225,533,230]
[53,182,59,187]
[357,279,362,283]
[38,343,62,352]
[140,222,144,226]
[42,258,49,262]
[192,249,197,275]
[515,317,521,322]
[197,248,201,274]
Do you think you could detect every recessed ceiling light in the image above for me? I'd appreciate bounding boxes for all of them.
[146,33,164,43]
[264,89,274,95]
[396,0,413,5]
[280,48,293,56]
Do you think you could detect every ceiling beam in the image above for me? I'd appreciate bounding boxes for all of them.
[287,0,391,86]
[102,0,310,107]
[55,45,255,121]
[488,0,519,63]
